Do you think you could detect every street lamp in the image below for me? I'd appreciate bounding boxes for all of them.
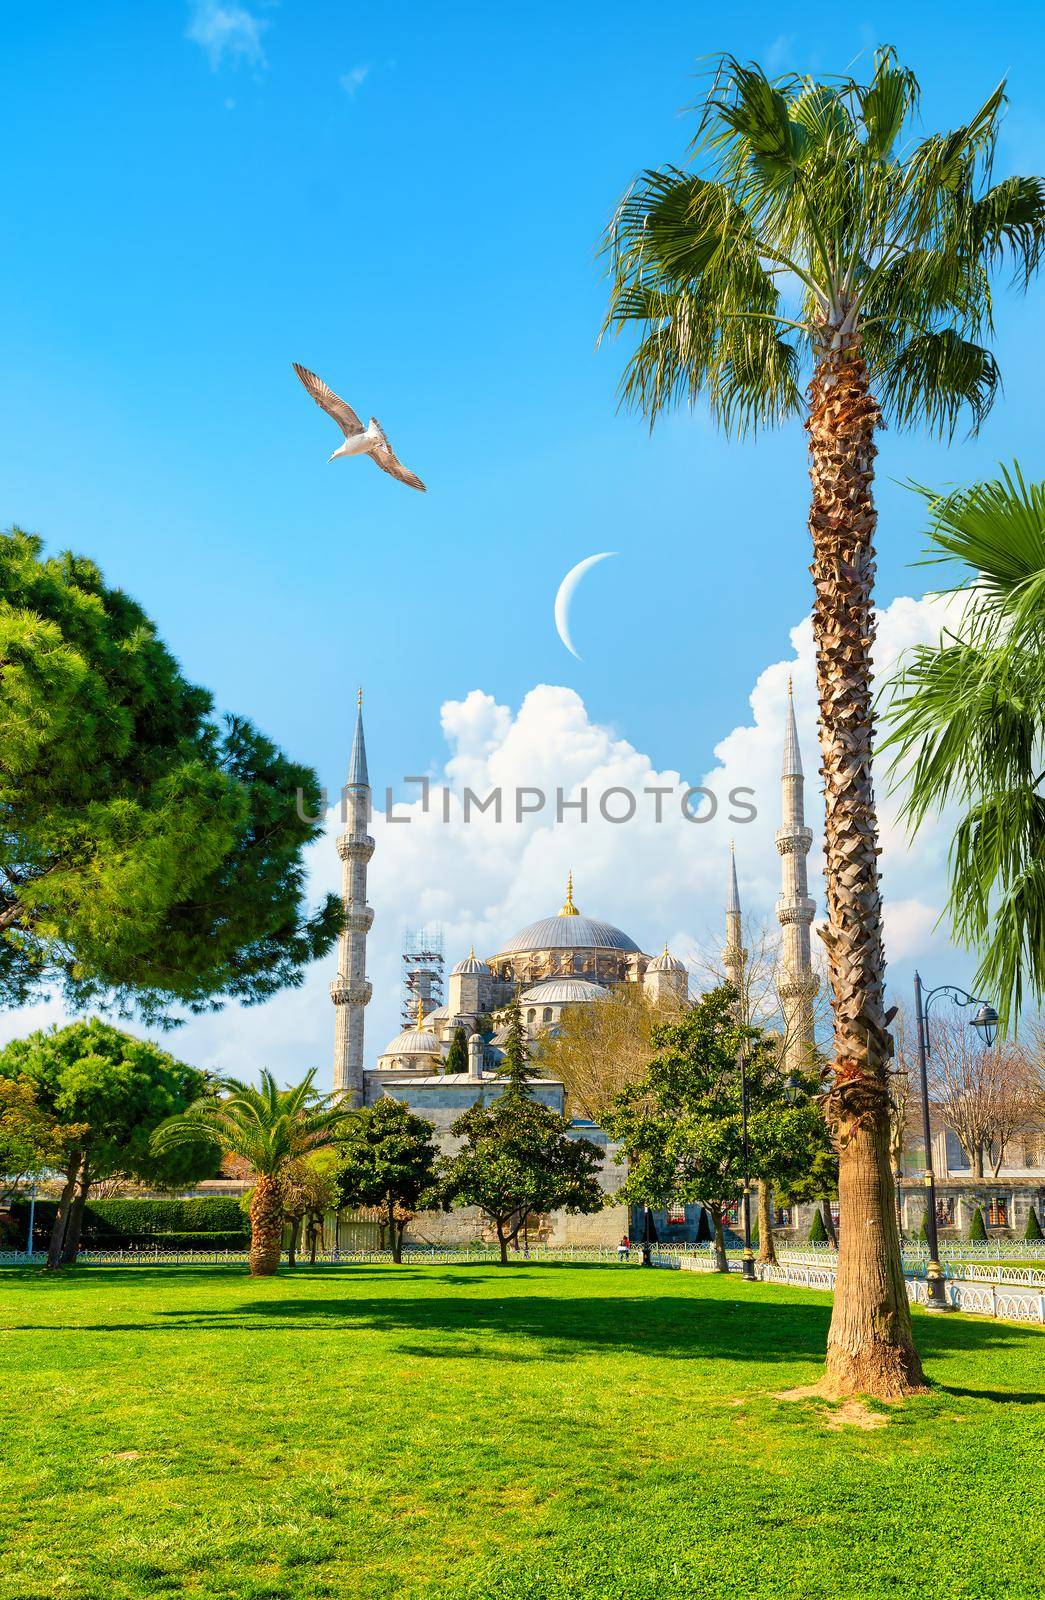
[738,1053,757,1282]
[912,973,997,1312]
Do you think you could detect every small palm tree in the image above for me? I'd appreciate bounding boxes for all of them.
[151,1069,351,1275]
[603,49,1045,1398]
[886,465,1045,1028]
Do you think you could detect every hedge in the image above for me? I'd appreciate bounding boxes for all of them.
[7,1196,249,1248]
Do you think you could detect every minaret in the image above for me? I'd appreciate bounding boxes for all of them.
[723,843,747,1021]
[776,679,818,1073]
[330,689,374,1104]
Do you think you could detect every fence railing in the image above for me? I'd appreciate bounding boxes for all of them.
[655,1249,1045,1324]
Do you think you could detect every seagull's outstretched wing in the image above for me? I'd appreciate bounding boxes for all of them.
[369,442,426,493]
[292,363,364,437]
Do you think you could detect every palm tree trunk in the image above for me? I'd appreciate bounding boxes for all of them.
[808,345,926,1399]
[757,1181,776,1265]
[248,1174,284,1276]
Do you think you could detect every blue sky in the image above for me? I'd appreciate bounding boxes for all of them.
[2,2,1044,1072]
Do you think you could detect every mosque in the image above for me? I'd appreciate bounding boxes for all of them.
[328,691,818,1243]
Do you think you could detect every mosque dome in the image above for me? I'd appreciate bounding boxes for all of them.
[496,873,640,957]
[519,977,609,1005]
[451,946,489,976]
[647,945,686,974]
[380,998,442,1060]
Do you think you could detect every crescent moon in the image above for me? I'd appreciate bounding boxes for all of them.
[554,552,617,660]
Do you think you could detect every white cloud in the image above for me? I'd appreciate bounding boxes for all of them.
[186,3,267,72]
[339,65,370,98]
[0,591,966,1086]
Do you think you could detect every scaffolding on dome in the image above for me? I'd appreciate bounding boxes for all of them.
[401,927,445,1025]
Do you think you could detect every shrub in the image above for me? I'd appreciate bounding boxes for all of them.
[968,1205,987,1242]
[83,1197,249,1246]
[807,1209,828,1244]
[1025,1206,1043,1242]
[919,1214,930,1242]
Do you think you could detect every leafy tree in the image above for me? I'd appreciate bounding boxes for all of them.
[444,1027,469,1077]
[280,1155,340,1266]
[603,50,1045,1396]
[0,1077,84,1202]
[495,1000,540,1088]
[335,1098,440,1263]
[0,1020,215,1267]
[442,1090,604,1264]
[0,529,341,1020]
[151,1070,352,1276]
[808,1209,829,1245]
[606,987,831,1272]
[1025,1206,1043,1242]
[968,1205,988,1242]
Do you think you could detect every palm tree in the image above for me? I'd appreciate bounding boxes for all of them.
[151,1069,351,1275]
[886,465,1045,1030]
[602,50,1045,1397]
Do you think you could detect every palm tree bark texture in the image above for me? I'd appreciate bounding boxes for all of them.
[248,1173,285,1277]
[808,343,925,1396]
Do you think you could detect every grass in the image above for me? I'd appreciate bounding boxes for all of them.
[1,1262,1043,1600]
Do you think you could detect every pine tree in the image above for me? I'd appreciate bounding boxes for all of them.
[496,1001,539,1091]
[444,1027,469,1077]
[1025,1206,1042,1242]
[808,1209,829,1245]
[968,1205,988,1242]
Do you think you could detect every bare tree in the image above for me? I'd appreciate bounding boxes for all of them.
[921,1005,1041,1178]
[536,984,672,1125]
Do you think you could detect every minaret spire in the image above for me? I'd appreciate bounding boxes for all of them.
[723,842,747,1021]
[776,679,818,1074]
[330,690,375,1104]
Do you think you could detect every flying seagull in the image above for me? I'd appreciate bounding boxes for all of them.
[292,363,426,492]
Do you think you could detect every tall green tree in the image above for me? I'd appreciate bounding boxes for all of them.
[151,1069,352,1276]
[0,1019,216,1266]
[606,987,830,1271]
[335,1098,440,1262]
[444,1027,469,1076]
[602,49,1045,1397]
[495,1000,539,1088]
[0,529,341,1019]
[885,466,1045,1030]
[442,1090,604,1264]
[279,1155,340,1266]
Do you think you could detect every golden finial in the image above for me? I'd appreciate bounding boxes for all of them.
[787,674,793,697]
[415,994,426,1030]
[469,944,475,959]
[558,870,579,917]
[357,686,363,708]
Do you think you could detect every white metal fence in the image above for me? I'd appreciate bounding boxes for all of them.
[657,1249,1045,1324]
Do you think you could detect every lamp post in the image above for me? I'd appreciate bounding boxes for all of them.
[739,1053,756,1282]
[912,973,998,1312]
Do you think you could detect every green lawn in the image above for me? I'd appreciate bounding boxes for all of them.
[1,1263,1042,1600]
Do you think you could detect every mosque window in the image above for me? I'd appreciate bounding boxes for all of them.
[527,1009,536,1024]
[543,1007,553,1023]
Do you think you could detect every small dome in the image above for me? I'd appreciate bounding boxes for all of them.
[382,996,443,1059]
[422,1004,448,1022]
[648,945,686,974]
[452,945,489,976]
[381,1025,442,1058]
[519,977,609,1005]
